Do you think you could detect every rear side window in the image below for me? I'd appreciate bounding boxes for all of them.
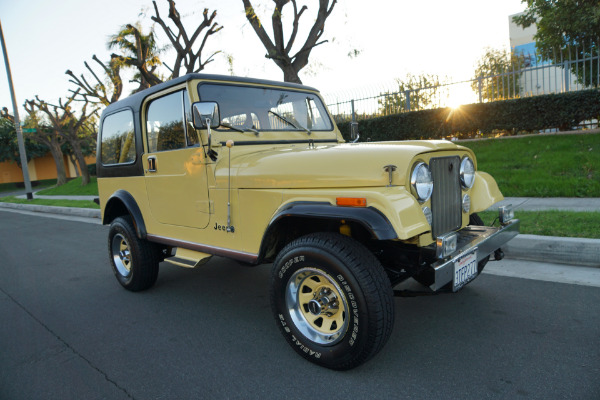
[101,110,136,165]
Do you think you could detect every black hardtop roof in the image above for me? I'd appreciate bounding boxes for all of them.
[101,73,319,117]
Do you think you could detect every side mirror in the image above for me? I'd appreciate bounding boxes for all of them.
[192,102,220,129]
[192,102,220,160]
[350,121,360,143]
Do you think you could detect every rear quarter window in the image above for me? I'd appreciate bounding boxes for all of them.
[101,109,136,165]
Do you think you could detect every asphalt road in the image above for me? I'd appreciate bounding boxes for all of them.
[1,211,599,400]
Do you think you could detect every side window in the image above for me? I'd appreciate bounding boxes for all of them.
[101,109,136,165]
[183,93,199,146]
[146,91,186,153]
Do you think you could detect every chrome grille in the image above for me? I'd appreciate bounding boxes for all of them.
[430,156,461,238]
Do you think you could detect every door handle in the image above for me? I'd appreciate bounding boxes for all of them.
[148,156,157,172]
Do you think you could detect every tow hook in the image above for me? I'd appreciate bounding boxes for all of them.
[494,248,505,261]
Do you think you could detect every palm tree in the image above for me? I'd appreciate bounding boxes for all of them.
[108,23,164,91]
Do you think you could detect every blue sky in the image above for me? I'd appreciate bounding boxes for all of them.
[0,0,525,115]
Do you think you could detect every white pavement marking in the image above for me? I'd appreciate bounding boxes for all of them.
[484,259,600,288]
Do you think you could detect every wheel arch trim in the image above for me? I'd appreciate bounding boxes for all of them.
[258,201,398,261]
[103,190,147,239]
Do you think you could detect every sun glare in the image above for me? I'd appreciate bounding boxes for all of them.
[446,86,478,109]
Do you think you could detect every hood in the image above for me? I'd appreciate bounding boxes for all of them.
[219,140,470,189]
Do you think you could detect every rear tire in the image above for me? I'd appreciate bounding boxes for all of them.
[108,216,159,291]
[271,233,394,370]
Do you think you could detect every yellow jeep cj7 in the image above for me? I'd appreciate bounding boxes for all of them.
[97,73,519,370]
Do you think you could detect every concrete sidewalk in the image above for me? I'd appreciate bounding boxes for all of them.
[13,192,98,201]
[489,197,600,212]
[22,194,98,201]
[490,197,600,267]
[1,196,599,268]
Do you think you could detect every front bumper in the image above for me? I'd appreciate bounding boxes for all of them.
[429,219,520,291]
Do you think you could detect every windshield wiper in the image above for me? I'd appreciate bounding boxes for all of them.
[221,122,244,133]
[221,122,260,136]
[269,110,311,135]
[220,122,244,133]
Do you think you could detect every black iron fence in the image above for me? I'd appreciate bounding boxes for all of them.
[324,41,600,127]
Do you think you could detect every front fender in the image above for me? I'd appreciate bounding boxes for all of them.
[470,171,504,213]
[257,201,399,263]
[268,201,398,240]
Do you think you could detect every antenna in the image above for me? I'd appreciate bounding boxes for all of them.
[226,140,235,233]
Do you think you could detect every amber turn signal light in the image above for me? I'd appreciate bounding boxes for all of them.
[336,197,367,207]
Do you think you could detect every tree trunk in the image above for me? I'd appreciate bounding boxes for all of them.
[71,144,91,186]
[48,142,67,186]
[282,65,302,84]
[68,153,81,177]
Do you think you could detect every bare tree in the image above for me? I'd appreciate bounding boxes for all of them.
[56,98,99,185]
[23,102,68,186]
[1,107,13,122]
[242,0,337,84]
[151,0,223,78]
[65,55,124,106]
[25,92,99,186]
[106,1,223,91]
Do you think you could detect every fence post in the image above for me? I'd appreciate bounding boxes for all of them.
[351,99,356,122]
[564,61,570,92]
[478,77,483,103]
[404,90,411,112]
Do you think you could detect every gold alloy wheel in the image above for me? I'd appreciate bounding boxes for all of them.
[111,233,132,277]
[285,268,349,346]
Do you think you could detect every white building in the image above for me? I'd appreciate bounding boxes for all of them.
[508,12,579,96]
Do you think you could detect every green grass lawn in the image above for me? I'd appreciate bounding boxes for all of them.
[36,176,99,196]
[462,133,600,197]
[478,210,600,239]
[0,176,99,209]
[0,196,99,209]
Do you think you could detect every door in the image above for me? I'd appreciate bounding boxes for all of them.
[143,89,211,229]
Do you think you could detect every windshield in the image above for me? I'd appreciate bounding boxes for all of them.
[198,83,333,133]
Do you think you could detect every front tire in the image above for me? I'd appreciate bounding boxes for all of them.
[108,216,159,291]
[271,233,394,370]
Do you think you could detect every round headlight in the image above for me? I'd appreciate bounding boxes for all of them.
[460,157,475,189]
[411,162,433,202]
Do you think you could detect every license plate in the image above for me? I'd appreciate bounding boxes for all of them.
[453,249,478,291]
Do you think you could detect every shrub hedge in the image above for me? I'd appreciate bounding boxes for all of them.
[337,89,600,141]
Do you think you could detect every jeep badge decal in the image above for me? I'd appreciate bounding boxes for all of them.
[214,222,235,233]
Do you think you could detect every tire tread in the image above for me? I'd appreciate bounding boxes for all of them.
[108,216,159,291]
[272,232,394,370]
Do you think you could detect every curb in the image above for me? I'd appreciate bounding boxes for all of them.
[1,202,598,268]
[503,234,600,268]
[0,202,101,219]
